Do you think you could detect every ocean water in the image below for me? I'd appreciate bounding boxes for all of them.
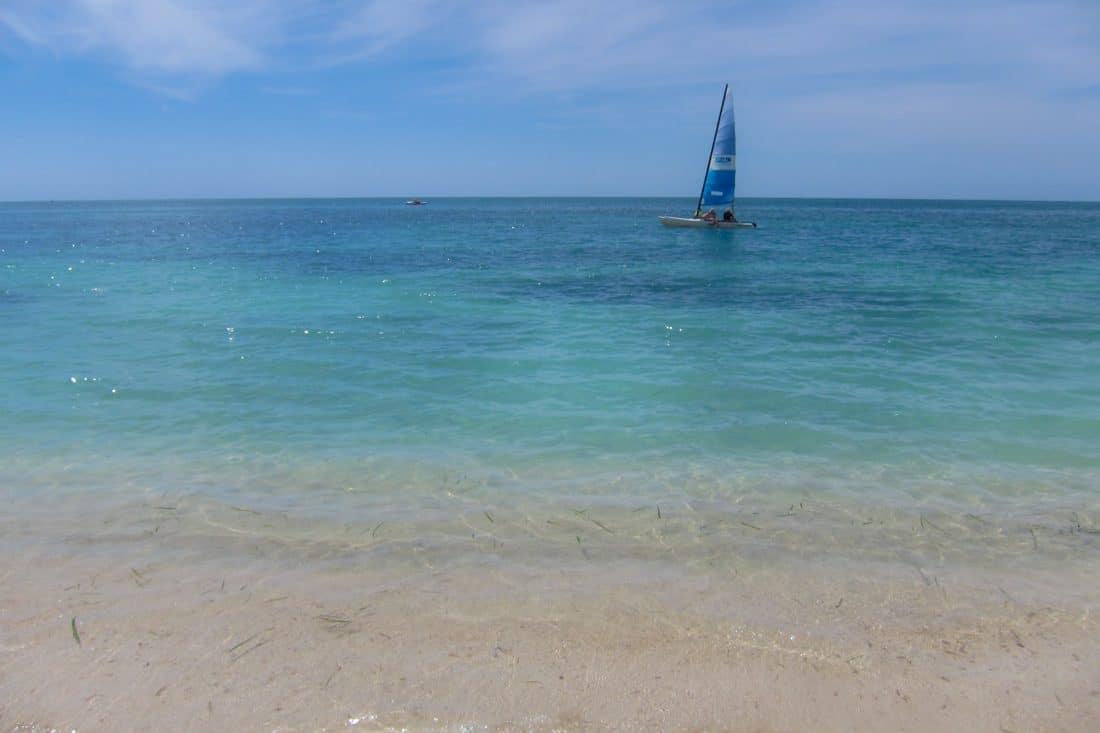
[2,197,1099,580]
[5,195,1100,733]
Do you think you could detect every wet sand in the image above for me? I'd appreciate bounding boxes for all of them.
[2,494,1098,732]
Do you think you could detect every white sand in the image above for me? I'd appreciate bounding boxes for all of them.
[2,495,1098,732]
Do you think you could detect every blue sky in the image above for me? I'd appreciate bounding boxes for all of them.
[1,0,1098,201]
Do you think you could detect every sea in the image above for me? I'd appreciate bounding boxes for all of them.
[2,197,1099,605]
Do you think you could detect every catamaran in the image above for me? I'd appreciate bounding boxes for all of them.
[659,84,756,229]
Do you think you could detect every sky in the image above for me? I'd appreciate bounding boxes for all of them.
[1,0,1098,201]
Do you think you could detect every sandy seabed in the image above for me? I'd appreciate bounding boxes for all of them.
[2,493,1098,732]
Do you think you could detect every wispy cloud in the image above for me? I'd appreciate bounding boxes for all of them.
[468,0,689,91]
[319,0,1100,108]
[329,0,449,59]
[1,0,1097,104]
[0,0,272,74]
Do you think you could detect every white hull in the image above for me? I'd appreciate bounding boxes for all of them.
[658,216,756,229]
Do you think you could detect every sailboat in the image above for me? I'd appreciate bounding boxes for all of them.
[659,85,756,229]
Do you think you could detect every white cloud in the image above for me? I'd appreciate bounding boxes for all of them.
[1,0,1097,104]
[0,0,272,74]
[469,0,683,90]
[480,0,1100,96]
[331,0,448,56]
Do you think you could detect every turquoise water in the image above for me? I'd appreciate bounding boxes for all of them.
[2,197,1099,519]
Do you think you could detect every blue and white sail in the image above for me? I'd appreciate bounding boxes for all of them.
[659,84,755,228]
[696,85,736,215]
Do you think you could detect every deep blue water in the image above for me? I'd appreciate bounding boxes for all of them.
[2,197,1099,514]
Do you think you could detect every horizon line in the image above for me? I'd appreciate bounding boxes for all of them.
[3,195,1098,205]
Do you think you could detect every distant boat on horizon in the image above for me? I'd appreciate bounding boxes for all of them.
[405,199,427,206]
[659,85,756,229]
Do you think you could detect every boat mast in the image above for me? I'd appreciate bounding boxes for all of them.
[695,84,728,218]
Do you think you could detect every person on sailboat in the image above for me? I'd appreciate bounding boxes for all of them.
[723,209,735,222]
[702,209,717,224]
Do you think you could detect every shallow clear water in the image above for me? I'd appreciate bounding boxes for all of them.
[2,197,1099,523]
[5,198,1100,733]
